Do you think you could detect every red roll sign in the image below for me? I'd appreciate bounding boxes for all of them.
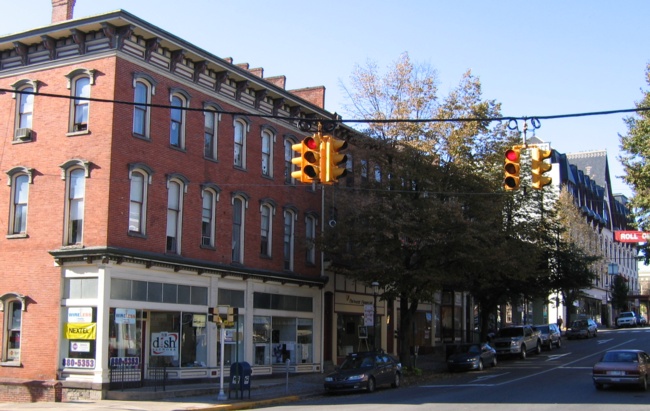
[614,231,650,243]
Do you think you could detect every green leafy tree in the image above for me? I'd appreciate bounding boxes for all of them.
[327,52,542,363]
[611,275,630,311]
[620,63,650,260]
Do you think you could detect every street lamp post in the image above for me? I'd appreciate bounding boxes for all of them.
[372,281,379,350]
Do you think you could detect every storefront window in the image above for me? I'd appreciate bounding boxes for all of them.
[63,307,96,369]
[149,311,207,368]
[108,308,142,368]
[253,316,271,365]
[336,314,364,357]
[217,320,244,366]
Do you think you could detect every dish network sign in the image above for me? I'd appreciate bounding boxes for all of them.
[615,231,650,243]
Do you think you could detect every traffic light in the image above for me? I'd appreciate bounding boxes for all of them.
[503,147,521,190]
[320,136,348,184]
[531,147,552,190]
[291,134,321,183]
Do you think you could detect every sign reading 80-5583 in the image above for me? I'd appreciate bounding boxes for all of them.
[63,358,96,369]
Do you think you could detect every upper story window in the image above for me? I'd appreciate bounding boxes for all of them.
[261,127,275,177]
[233,117,250,169]
[169,89,190,149]
[166,175,188,254]
[231,193,249,263]
[6,168,33,236]
[345,155,354,187]
[305,214,317,265]
[360,159,369,183]
[201,184,220,249]
[283,208,296,271]
[1,296,23,365]
[204,104,221,160]
[284,137,298,184]
[374,165,382,182]
[58,160,91,246]
[132,74,156,138]
[11,79,39,142]
[65,68,96,134]
[260,201,275,258]
[128,163,153,236]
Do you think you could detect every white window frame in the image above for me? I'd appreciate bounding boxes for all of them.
[261,127,275,177]
[204,104,221,160]
[10,79,39,140]
[233,118,249,169]
[231,195,248,263]
[260,203,274,257]
[166,177,186,254]
[283,209,296,271]
[9,173,30,235]
[128,166,151,235]
[65,168,85,245]
[284,137,298,184]
[65,68,95,134]
[1,298,23,364]
[132,74,156,138]
[305,214,317,265]
[169,89,190,149]
[201,185,220,248]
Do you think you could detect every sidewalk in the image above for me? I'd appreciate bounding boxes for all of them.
[0,354,448,411]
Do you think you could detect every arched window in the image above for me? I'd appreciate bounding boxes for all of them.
[283,209,296,271]
[231,194,249,263]
[204,106,221,160]
[284,137,297,184]
[66,168,86,245]
[261,127,275,177]
[10,174,29,235]
[233,117,249,169]
[128,164,153,235]
[201,185,220,248]
[65,68,95,134]
[260,202,275,257]
[166,177,186,254]
[305,214,317,265]
[169,89,190,149]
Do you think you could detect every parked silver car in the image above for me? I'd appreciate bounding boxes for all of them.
[533,323,562,350]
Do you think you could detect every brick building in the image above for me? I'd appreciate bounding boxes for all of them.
[0,1,334,402]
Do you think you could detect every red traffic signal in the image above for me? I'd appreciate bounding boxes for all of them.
[503,148,521,190]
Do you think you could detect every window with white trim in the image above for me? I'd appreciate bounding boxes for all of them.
[201,187,218,248]
[233,118,248,168]
[261,128,273,177]
[10,79,39,141]
[2,299,22,364]
[204,106,220,160]
[260,203,273,257]
[10,174,29,235]
[129,169,148,234]
[232,196,246,263]
[166,178,185,254]
[284,138,297,184]
[283,209,296,271]
[132,75,156,138]
[66,168,85,245]
[305,214,316,265]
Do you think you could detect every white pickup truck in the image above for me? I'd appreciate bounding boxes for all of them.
[491,325,542,359]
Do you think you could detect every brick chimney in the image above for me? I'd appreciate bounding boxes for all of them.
[52,0,76,23]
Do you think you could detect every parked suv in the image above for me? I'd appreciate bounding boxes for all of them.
[533,323,562,350]
[617,312,638,328]
[491,325,542,359]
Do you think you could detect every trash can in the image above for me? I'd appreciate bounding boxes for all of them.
[228,361,252,399]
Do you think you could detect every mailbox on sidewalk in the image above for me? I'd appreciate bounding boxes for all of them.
[228,361,252,399]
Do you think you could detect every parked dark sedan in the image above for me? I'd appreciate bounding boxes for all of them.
[447,343,497,372]
[566,318,597,339]
[593,349,650,391]
[324,351,402,393]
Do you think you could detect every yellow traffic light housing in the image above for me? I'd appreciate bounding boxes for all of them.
[531,147,552,190]
[291,134,321,183]
[320,136,348,184]
[503,147,521,190]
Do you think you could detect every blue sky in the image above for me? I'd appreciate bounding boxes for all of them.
[3,0,648,197]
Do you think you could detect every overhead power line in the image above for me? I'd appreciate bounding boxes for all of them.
[2,88,650,126]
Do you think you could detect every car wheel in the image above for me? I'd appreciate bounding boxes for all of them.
[391,373,401,388]
[641,376,648,391]
[367,377,376,393]
[535,342,542,355]
[547,341,553,351]
[520,346,527,360]
[556,338,562,349]
[492,356,498,367]
[478,359,484,371]
[595,383,604,391]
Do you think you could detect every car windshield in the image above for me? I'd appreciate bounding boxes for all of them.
[496,328,522,337]
[454,344,480,354]
[340,355,374,370]
[571,320,587,328]
[535,326,549,333]
[620,312,634,318]
[602,352,637,363]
